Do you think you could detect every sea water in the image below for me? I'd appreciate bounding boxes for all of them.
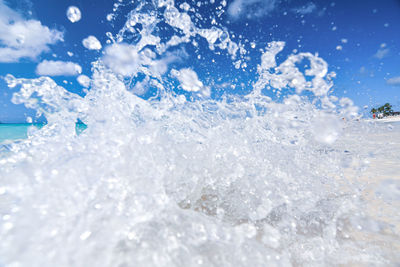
[0,123,86,144]
[0,1,399,266]
[0,124,39,144]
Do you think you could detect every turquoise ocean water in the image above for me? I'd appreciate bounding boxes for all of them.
[0,123,87,143]
[0,124,42,143]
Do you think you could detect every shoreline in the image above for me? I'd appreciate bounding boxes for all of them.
[365,115,400,123]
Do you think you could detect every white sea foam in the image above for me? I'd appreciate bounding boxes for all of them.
[1,1,399,266]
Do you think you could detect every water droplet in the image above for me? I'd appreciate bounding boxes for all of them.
[66,6,81,23]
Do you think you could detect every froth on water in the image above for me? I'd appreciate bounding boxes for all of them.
[0,0,399,266]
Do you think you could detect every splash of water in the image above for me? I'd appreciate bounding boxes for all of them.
[66,6,81,23]
[0,0,398,266]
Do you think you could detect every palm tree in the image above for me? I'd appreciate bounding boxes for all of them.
[371,103,394,117]
[383,103,393,116]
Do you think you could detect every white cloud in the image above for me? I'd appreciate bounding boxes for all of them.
[36,60,82,76]
[374,44,389,59]
[387,76,400,86]
[227,0,279,20]
[171,68,210,96]
[292,2,317,15]
[0,0,63,63]
[82,35,102,50]
[103,43,140,77]
[103,43,187,78]
[374,48,389,59]
[149,48,187,77]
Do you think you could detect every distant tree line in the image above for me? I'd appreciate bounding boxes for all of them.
[370,103,394,117]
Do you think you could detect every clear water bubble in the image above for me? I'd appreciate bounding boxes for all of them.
[82,36,102,50]
[66,6,81,23]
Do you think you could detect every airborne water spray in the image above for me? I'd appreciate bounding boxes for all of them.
[0,0,399,266]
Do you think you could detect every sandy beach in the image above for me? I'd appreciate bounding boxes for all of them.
[365,115,400,123]
[339,122,400,264]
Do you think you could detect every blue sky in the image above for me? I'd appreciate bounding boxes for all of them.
[0,0,399,122]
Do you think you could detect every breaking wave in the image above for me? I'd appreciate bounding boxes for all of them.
[0,1,398,266]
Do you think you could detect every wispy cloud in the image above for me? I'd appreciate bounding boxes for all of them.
[374,43,390,59]
[227,0,280,20]
[387,76,400,86]
[36,60,82,76]
[0,0,63,63]
[292,2,317,15]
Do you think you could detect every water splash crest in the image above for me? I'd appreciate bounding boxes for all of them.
[0,0,396,266]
